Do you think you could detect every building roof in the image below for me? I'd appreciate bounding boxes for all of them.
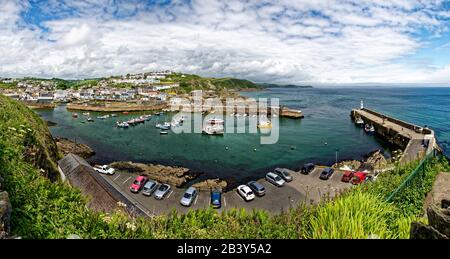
[58,154,118,212]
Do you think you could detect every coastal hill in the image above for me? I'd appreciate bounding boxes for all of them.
[1,73,311,94]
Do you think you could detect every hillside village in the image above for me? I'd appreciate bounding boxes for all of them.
[0,71,180,104]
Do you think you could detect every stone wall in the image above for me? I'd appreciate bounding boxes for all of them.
[410,200,450,239]
[0,176,12,239]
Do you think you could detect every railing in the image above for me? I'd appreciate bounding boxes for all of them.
[385,150,438,202]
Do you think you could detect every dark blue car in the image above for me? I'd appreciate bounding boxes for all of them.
[319,167,334,180]
[210,189,222,209]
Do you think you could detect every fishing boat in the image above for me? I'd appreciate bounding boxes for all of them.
[206,118,224,125]
[97,115,110,119]
[154,112,161,116]
[72,113,78,118]
[202,125,224,135]
[257,116,272,128]
[355,117,364,127]
[364,124,375,135]
[111,114,117,117]
[82,112,90,116]
[87,117,94,122]
[123,111,129,115]
[163,122,171,128]
[116,122,129,128]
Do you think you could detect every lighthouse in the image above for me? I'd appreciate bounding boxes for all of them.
[360,100,364,110]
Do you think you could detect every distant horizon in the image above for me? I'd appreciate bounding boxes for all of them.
[3,73,450,89]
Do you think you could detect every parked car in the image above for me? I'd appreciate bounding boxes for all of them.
[130,175,149,193]
[154,184,171,200]
[210,189,222,209]
[237,185,255,201]
[301,163,315,175]
[319,167,334,180]
[142,180,158,196]
[341,171,354,183]
[350,172,368,185]
[180,187,198,207]
[247,181,266,196]
[266,172,285,187]
[94,165,115,175]
[274,168,293,182]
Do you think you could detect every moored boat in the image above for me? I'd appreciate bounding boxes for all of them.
[364,123,375,135]
[72,113,78,118]
[202,125,224,135]
[355,117,364,127]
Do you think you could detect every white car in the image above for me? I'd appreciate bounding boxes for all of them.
[237,185,255,201]
[93,165,115,175]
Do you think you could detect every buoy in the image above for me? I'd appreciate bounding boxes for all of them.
[254,148,257,152]
[225,146,229,150]
[324,142,328,146]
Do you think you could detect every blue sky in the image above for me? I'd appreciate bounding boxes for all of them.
[1,0,450,85]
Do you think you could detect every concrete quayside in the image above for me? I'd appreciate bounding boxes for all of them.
[351,107,439,164]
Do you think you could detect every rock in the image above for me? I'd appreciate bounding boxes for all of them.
[0,191,12,239]
[55,137,95,159]
[410,222,448,239]
[332,160,362,171]
[192,178,228,191]
[110,161,199,187]
[364,150,387,171]
[427,203,450,238]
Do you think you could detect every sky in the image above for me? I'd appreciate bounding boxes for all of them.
[1,0,450,85]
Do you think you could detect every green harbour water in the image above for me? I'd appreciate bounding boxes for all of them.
[36,87,450,186]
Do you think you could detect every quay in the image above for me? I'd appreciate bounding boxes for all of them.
[170,104,304,119]
[351,107,438,164]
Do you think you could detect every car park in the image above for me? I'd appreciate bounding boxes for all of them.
[266,172,285,187]
[319,167,334,180]
[341,171,354,183]
[130,175,149,193]
[301,163,315,175]
[142,180,158,196]
[237,185,255,201]
[247,181,266,196]
[210,189,222,209]
[94,165,115,175]
[180,187,198,207]
[154,184,171,199]
[274,168,293,182]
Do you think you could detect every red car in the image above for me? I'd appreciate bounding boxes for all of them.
[130,175,149,193]
[341,171,354,183]
[350,172,367,185]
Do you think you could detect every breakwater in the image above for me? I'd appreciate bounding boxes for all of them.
[351,108,438,163]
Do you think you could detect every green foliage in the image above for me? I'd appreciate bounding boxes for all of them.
[0,81,17,89]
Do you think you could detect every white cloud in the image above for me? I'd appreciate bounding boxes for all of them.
[0,0,449,85]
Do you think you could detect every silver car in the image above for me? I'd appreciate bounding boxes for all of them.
[142,180,158,196]
[180,187,198,207]
[154,184,171,200]
[266,172,285,187]
[274,168,293,182]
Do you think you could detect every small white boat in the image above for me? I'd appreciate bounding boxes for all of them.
[202,125,224,135]
[111,114,117,117]
[97,115,110,119]
[355,117,364,127]
[82,112,90,116]
[364,124,375,135]
[160,131,168,135]
[116,122,129,128]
